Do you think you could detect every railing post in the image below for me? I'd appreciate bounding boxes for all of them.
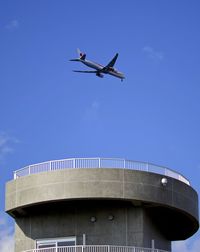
[73,158,75,168]
[146,162,149,172]
[14,171,17,179]
[108,245,110,252]
[28,166,31,176]
[98,158,101,168]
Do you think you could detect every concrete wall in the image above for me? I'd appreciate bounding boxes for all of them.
[14,201,171,252]
[5,168,199,252]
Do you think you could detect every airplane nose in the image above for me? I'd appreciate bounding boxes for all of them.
[119,72,125,79]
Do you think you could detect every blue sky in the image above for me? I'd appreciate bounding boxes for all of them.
[0,1,200,251]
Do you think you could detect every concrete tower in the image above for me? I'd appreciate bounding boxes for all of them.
[5,158,199,252]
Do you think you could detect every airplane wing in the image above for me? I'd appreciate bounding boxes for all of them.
[104,53,118,68]
[73,70,98,73]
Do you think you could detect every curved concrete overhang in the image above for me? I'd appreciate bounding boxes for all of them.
[6,168,199,240]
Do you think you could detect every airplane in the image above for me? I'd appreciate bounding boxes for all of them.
[70,49,125,81]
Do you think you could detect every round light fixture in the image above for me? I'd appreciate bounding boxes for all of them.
[108,215,114,221]
[161,177,168,186]
[90,216,96,223]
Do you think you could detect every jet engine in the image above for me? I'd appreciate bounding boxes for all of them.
[96,72,104,78]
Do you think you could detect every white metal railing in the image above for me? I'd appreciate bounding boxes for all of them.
[13,157,190,186]
[23,245,169,252]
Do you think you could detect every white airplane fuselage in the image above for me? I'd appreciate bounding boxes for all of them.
[74,59,125,80]
[81,59,104,71]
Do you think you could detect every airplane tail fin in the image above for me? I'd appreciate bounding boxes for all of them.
[77,48,86,60]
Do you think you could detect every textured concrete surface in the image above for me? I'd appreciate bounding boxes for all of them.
[13,201,171,252]
[5,168,199,252]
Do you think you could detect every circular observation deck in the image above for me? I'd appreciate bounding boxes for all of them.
[6,158,199,240]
